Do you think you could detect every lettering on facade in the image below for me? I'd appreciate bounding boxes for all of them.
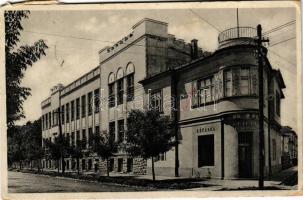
[195,127,216,134]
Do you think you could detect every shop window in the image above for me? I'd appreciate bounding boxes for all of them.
[240,68,249,95]
[272,139,277,161]
[108,83,115,108]
[127,74,134,101]
[149,90,163,112]
[76,98,80,119]
[224,69,232,97]
[88,92,93,115]
[118,119,124,143]
[198,135,214,167]
[94,89,100,113]
[117,78,124,105]
[81,95,86,117]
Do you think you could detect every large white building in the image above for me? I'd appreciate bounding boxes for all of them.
[41,18,286,178]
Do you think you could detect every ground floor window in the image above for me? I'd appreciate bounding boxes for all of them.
[198,134,214,167]
[109,159,114,172]
[66,160,70,170]
[88,159,92,170]
[117,158,123,172]
[82,159,86,171]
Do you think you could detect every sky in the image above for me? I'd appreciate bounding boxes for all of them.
[15,7,298,132]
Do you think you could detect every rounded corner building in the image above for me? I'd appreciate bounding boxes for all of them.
[41,18,286,179]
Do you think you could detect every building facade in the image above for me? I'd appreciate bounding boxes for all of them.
[41,18,287,179]
[281,126,298,169]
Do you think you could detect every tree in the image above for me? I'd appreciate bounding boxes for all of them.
[126,109,174,181]
[7,126,26,170]
[69,140,85,175]
[5,11,48,128]
[91,131,118,176]
[45,135,70,175]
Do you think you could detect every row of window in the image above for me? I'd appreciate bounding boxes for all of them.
[42,89,100,130]
[108,73,134,108]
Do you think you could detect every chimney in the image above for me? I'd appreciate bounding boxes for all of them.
[191,39,198,60]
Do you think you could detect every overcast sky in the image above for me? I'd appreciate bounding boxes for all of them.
[15,7,297,132]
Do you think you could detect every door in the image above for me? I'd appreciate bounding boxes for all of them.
[127,158,133,172]
[118,158,123,172]
[238,132,252,178]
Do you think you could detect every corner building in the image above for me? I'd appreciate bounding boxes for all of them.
[41,19,286,179]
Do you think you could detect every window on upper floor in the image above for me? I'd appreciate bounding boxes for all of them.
[118,119,124,143]
[49,112,52,127]
[108,83,115,108]
[94,89,100,113]
[109,121,115,141]
[127,74,134,102]
[149,90,163,112]
[66,103,70,123]
[240,68,250,95]
[81,95,86,117]
[197,76,214,105]
[76,98,80,119]
[61,105,65,124]
[71,100,75,121]
[224,69,232,97]
[117,78,124,105]
[276,91,281,116]
[88,92,93,115]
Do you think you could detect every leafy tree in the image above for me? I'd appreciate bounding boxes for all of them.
[7,126,26,170]
[126,109,174,181]
[45,135,70,174]
[91,131,118,176]
[69,140,85,175]
[5,10,48,128]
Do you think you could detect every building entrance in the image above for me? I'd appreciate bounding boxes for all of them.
[238,132,252,178]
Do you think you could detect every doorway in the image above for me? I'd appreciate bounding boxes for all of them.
[238,132,253,178]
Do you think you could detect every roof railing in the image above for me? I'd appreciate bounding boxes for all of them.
[218,27,257,44]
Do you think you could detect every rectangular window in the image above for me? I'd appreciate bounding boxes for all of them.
[117,79,124,105]
[71,132,75,146]
[276,92,281,116]
[94,89,100,113]
[71,101,75,121]
[197,76,214,105]
[66,103,70,122]
[108,83,115,108]
[88,128,93,147]
[198,135,214,167]
[88,92,93,115]
[127,74,134,101]
[82,129,86,149]
[81,95,86,118]
[95,125,100,135]
[49,112,52,127]
[118,119,124,143]
[240,68,250,95]
[224,69,232,97]
[67,133,70,145]
[45,115,48,129]
[150,90,163,112]
[76,98,80,119]
[109,121,115,141]
[61,105,65,124]
[76,131,80,146]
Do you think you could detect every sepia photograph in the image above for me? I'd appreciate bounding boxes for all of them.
[1,1,301,198]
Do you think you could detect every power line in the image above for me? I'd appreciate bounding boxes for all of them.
[269,37,296,47]
[268,49,296,66]
[188,9,221,32]
[263,20,295,36]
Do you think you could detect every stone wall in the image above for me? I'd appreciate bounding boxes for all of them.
[133,157,147,175]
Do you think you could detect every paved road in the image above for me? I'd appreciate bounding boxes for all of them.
[8,171,147,193]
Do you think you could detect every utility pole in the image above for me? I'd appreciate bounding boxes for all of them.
[256,24,269,189]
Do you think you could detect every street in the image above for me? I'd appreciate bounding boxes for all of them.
[8,171,147,193]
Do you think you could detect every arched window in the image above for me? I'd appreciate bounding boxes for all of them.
[108,72,115,108]
[126,63,135,101]
[116,68,124,105]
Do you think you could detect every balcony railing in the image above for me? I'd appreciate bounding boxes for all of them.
[218,27,257,44]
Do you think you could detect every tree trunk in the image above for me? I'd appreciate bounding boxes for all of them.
[19,161,22,170]
[106,158,110,177]
[62,159,65,175]
[151,156,155,181]
[57,160,60,174]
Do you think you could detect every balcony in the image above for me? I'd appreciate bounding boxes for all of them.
[218,27,257,49]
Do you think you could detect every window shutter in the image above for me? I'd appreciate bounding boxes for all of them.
[192,80,198,107]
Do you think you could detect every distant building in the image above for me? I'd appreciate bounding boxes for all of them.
[41,18,287,179]
[281,126,297,169]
